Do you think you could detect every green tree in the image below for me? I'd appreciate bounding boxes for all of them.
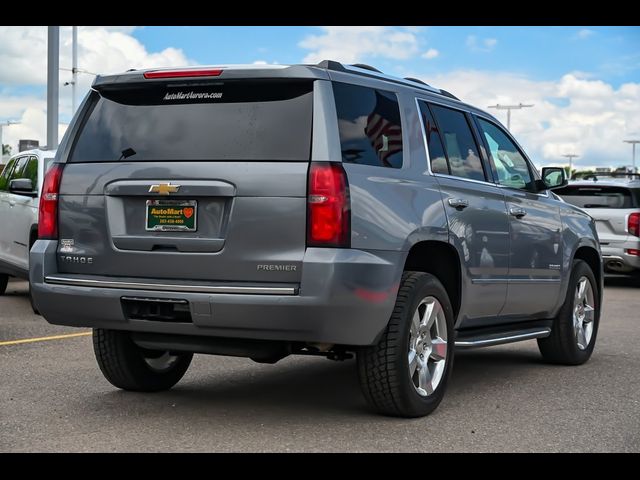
[563,166,577,179]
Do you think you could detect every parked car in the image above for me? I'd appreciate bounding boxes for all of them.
[554,174,640,275]
[30,62,602,417]
[0,148,56,304]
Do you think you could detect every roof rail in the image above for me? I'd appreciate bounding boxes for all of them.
[439,89,460,100]
[404,77,430,86]
[316,60,458,100]
[351,63,383,73]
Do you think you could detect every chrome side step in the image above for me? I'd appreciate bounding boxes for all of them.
[455,327,551,349]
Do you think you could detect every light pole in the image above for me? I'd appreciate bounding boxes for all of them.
[562,154,579,178]
[487,103,534,131]
[0,120,21,159]
[47,26,60,150]
[72,26,77,114]
[623,139,640,171]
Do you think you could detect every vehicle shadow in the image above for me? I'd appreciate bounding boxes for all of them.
[91,346,548,419]
[604,275,640,288]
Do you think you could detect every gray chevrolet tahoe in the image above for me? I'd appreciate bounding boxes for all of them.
[30,61,603,417]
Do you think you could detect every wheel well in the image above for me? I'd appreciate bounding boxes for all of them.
[574,246,601,292]
[403,241,461,318]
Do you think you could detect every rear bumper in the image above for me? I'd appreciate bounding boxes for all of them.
[30,240,404,346]
[601,243,640,272]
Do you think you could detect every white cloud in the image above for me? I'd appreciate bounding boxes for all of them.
[466,35,498,52]
[422,48,439,60]
[0,26,193,155]
[420,70,640,169]
[575,29,595,40]
[299,26,419,64]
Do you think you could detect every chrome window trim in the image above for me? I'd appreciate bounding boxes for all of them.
[415,97,499,188]
[45,275,298,295]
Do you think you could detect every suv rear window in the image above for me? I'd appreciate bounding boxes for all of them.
[69,80,313,162]
[554,185,639,208]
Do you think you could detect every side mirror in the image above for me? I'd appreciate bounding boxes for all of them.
[9,178,36,196]
[538,167,567,191]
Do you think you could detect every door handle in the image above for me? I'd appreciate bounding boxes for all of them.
[9,200,16,207]
[447,198,469,210]
[509,206,527,218]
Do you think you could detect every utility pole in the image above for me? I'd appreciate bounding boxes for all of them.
[562,154,579,178]
[487,103,534,131]
[47,26,60,150]
[1,120,21,159]
[72,26,78,115]
[623,139,639,171]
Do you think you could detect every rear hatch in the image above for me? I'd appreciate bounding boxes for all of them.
[57,77,315,284]
[554,184,639,244]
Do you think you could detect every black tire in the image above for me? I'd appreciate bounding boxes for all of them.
[0,274,7,296]
[357,271,455,417]
[93,329,193,392]
[538,260,600,365]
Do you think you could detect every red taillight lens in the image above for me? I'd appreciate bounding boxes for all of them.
[38,163,64,240]
[628,212,640,237]
[307,162,350,247]
[627,249,640,257]
[143,69,223,79]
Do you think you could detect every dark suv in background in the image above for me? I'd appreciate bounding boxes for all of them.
[30,61,602,417]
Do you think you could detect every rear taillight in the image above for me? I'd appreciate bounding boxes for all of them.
[143,69,223,79]
[627,249,640,256]
[628,212,640,237]
[307,162,350,247]
[38,163,64,240]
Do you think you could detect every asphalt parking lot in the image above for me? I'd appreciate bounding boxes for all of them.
[1,277,639,452]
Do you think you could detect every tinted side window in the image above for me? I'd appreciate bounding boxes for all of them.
[429,104,485,181]
[22,156,38,186]
[418,101,449,174]
[333,82,403,168]
[477,117,533,190]
[0,158,16,191]
[8,156,29,182]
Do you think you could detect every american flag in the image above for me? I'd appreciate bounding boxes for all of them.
[364,91,403,167]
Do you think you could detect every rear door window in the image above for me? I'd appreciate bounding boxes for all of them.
[69,80,314,162]
[429,104,486,182]
[418,101,449,174]
[554,185,638,208]
[333,82,403,169]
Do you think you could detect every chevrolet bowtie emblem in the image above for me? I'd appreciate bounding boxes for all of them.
[149,183,180,195]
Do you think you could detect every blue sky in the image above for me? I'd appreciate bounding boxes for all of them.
[130,26,640,88]
[1,26,639,168]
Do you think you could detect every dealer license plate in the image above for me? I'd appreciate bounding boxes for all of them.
[145,200,197,232]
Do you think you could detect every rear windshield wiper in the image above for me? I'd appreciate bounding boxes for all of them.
[119,147,137,160]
